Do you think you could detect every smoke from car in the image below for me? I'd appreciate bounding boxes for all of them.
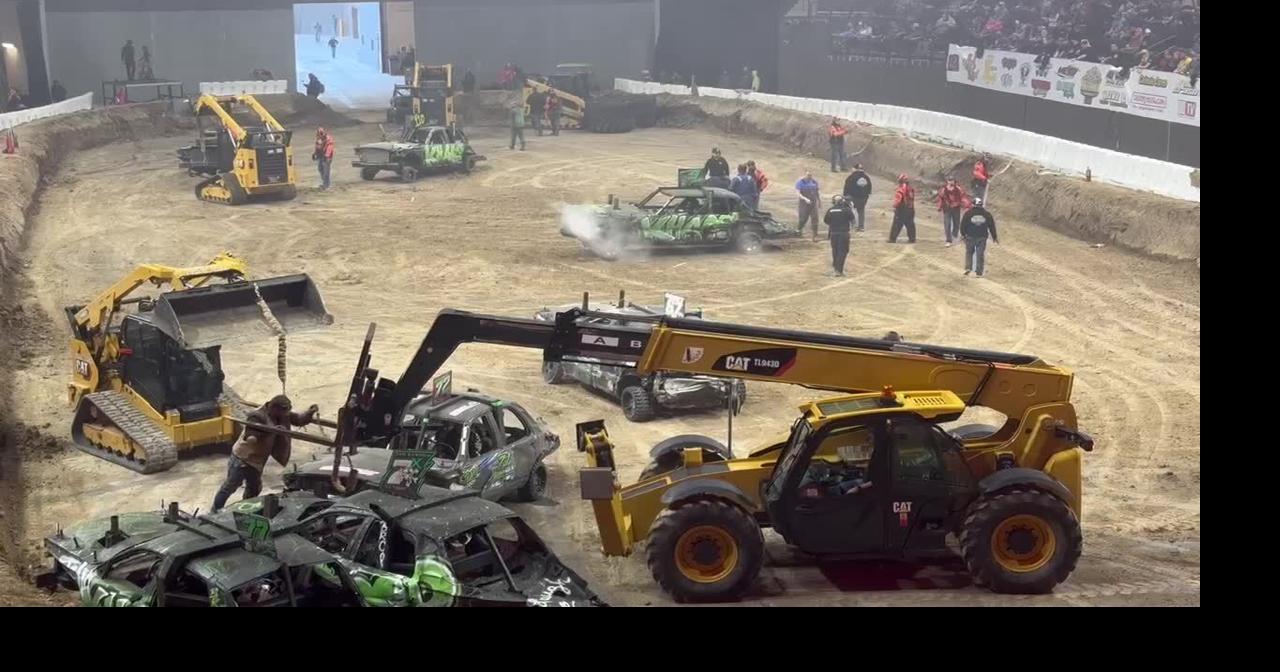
[559,203,601,244]
[557,203,648,261]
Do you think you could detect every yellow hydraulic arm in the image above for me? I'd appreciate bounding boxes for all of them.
[70,253,248,334]
[65,253,248,404]
[191,94,287,145]
[635,318,1077,442]
[409,64,455,125]
[522,78,585,124]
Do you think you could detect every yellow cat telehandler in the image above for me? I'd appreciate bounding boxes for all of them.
[178,94,297,205]
[324,300,1093,602]
[66,254,330,474]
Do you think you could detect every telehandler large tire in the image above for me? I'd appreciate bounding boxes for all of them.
[959,488,1082,594]
[646,499,764,602]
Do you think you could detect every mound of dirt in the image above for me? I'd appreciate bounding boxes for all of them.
[252,93,361,128]
[1,101,194,584]
[650,94,1200,264]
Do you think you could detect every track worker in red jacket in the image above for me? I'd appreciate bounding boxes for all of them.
[747,160,769,194]
[888,174,916,244]
[972,153,991,200]
[828,117,848,173]
[545,92,562,136]
[313,127,336,190]
[936,177,970,246]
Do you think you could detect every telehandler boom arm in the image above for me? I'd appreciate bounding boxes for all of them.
[371,306,1086,463]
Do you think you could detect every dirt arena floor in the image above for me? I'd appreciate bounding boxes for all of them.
[1,116,1199,606]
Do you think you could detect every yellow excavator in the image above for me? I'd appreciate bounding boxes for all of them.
[66,254,330,473]
[325,300,1092,602]
[178,94,297,205]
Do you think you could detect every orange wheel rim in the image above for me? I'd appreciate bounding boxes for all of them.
[674,525,739,583]
[991,514,1056,573]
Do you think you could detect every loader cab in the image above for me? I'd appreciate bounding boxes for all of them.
[118,314,225,421]
[388,85,416,124]
[238,128,293,187]
[418,82,450,126]
[764,407,977,557]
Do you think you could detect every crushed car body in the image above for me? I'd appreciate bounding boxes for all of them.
[36,479,605,607]
[285,390,558,501]
[535,300,746,422]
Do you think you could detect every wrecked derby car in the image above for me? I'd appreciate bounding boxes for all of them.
[535,301,746,422]
[563,183,797,260]
[286,391,557,502]
[352,124,484,182]
[36,485,605,607]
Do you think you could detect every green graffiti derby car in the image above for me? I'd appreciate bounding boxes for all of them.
[353,125,485,182]
[35,485,605,607]
[565,184,798,260]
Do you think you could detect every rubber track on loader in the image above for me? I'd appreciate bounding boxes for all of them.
[75,390,178,474]
[195,176,228,204]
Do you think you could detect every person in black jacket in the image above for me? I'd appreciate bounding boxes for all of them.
[305,73,324,98]
[704,147,730,188]
[527,86,546,136]
[823,195,855,277]
[960,197,999,277]
[842,163,872,232]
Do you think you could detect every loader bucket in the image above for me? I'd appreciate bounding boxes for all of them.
[151,274,333,347]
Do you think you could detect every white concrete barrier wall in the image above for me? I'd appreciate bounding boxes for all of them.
[0,92,94,130]
[616,78,1199,202]
[198,80,289,96]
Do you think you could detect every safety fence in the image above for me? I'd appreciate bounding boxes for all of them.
[615,78,1198,202]
[0,92,94,130]
[198,80,290,96]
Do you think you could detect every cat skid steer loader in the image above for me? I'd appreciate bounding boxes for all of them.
[66,254,331,474]
[178,94,297,205]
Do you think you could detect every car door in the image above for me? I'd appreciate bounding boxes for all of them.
[91,548,164,607]
[458,412,515,499]
[498,405,539,488]
[882,417,976,553]
[767,418,892,555]
[298,510,376,558]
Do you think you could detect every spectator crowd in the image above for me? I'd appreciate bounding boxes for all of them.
[825,0,1197,80]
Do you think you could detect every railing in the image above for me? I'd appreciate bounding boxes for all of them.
[0,92,94,130]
